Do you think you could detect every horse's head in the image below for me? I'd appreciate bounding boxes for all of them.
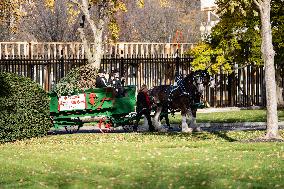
[193,70,211,87]
[183,70,210,95]
[183,70,210,105]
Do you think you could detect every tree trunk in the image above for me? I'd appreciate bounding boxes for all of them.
[76,0,105,69]
[93,26,103,69]
[257,0,280,139]
[78,28,96,66]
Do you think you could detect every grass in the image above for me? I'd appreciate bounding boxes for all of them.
[165,109,284,124]
[0,131,283,189]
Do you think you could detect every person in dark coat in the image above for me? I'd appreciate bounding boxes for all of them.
[96,68,108,88]
[109,69,125,97]
[134,84,155,132]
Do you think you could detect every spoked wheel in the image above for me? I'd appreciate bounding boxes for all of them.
[98,118,113,133]
[122,121,135,132]
[64,125,80,134]
[122,113,137,132]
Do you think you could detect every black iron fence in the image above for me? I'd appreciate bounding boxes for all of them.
[1,55,284,107]
[0,55,87,91]
[101,55,192,89]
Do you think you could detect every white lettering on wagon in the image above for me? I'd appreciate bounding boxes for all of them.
[58,94,86,111]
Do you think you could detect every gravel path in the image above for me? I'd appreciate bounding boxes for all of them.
[48,121,284,134]
[49,107,283,134]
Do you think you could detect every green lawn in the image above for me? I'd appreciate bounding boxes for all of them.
[165,109,284,124]
[0,131,283,189]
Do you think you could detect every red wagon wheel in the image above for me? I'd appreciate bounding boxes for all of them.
[98,117,113,133]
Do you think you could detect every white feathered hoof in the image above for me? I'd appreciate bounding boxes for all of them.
[182,127,193,133]
[138,117,149,132]
[152,118,160,130]
[157,126,168,133]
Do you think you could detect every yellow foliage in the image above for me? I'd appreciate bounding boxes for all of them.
[0,0,26,32]
[44,0,55,10]
[137,0,144,8]
[159,0,170,8]
[67,3,80,25]
[137,0,170,8]
[112,1,127,12]
[89,0,98,5]
[187,43,232,74]
[108,19,120,41]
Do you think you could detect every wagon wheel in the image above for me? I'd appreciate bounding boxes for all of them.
[122,113,137,132]
[64,125,80,134]
[122,120,135,132]
[98,118,113,133]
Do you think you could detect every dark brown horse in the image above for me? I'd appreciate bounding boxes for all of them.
[149,70,210,132]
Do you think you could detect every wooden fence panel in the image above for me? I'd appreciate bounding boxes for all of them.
[0,42,194,59]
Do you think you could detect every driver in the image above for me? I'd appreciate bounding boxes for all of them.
[95,68,108,88]
[109,69,125,97]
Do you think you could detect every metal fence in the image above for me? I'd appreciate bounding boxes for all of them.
[101,55,192,89]
[1,55,283,107]
[0,55,87,91]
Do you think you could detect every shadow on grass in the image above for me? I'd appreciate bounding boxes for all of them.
[141,131,238,142]
[210,131,238,142]
[49,126,283,143]
[48,129,239,143]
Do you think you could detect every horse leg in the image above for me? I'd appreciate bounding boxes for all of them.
[181,109,193,133]
[187,109,201,132]
[139,116,149,132]
[152,106,167,132]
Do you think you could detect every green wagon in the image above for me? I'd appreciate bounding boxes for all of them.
[49,86,137,133]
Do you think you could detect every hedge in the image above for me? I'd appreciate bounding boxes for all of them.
[0,72,51,143]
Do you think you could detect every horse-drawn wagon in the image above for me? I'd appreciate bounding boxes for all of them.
[49,85,137,133]
[49,69,210,133]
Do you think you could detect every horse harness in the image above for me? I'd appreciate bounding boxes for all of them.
[168,73,202,101]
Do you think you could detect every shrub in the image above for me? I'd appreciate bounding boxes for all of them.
[53,64,98,96]
[0,72,51,143]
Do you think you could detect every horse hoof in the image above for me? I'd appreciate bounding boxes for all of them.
[193,127,202,132]
[158,128,168,133]
[182,128,193,133]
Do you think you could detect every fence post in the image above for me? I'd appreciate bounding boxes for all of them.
[119,56,124,78]
[175,52,180,76]
[44,62,50,92]
[27,42,34,80]
[60,50,64,78]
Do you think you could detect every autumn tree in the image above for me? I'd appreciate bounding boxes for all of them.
[0,0,26,40]
[118,0,202,43]
[49,0,127,67]
[0,0,128,67]
[190,0,282,140]
[19,0,80,42]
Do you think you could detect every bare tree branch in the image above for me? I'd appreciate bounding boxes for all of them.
[97,1,108,30]
[253,0,261,8]
[69,0,82,10]
[70,0,98,33]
